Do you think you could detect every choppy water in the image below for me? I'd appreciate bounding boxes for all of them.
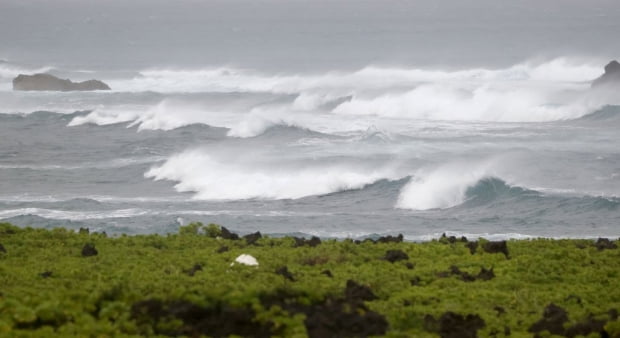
[1,1,619,239]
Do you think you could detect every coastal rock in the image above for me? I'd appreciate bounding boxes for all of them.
[592,60,620,88]
[13,73,111,91]
[275,266,295,281]
[384,249,409,263]
[424,312,486,338]
[482,240,509,258]
[81,243,98,257]
[243,231,262,245]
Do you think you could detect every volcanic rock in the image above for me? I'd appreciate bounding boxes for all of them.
[13,73,111,91]
[592,60,620,88]
[81,243,98,257]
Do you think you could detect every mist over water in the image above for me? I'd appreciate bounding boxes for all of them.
[1,0,619,239]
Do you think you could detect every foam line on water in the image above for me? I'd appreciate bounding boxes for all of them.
[145,149,399,200]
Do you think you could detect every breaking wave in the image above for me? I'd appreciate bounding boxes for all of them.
[145,149,398,200]
[53,57,619,136]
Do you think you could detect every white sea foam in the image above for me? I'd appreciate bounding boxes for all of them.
[0,208,149,220]
[396,160,497,210]
[107,57,602,94]
[0,62,53,80]
[145,149,397,200]
[62,58,618,136]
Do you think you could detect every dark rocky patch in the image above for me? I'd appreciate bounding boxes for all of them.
[260,281,387,338]
[595,238,617,251]
[565,315,608,338]
[275,266,295,281]
[0,243,5,253]
[220,226,240,240]
[530,304,612,337]
[376,234,404,244]
[344,280,377,302]
[184,264,203,277]
[13,73,111,91]
[528,303,568,336]
[303,300,388,338]
[405,262,415,269]
[131,299,276,337]
[476,267,495,281]
[482,241,509,258]
[39,271,53,278]
[216,245,229,253]
[81,243,98,257]
[440,233,468,244]
[424,312,486,338]
[437,265,495,282]
[244,231,262,245]
[353,234,404,244]
[321,269,333,278]
[78,227,89,235]
[466,241,478,254]
[293,236,322,247]
[384,249,409,263]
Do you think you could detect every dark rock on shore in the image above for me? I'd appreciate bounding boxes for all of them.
[466,241,478,254]
[220,226,240,240]
[437,265,495,282]
[529,303,612,337]
[384,249,409,263]
[321,269,333,278]
[131,299,276,337]
[440,233,468,244]
[482,241,509,258]
[275,266,295,281]
[81,243,98,257]
[424,312,485,338]
[13,73,111,91]
[184,264,203,277]
[260,281,387,338]
[594,238,617,251]
[293,236,322,247]
[529,303,568,336]
[243,231,262,245]
[353,233,404,245]
[592,60,620,88]
[376,234,404,244]
[39,271,53,278]
[345,280,377,302]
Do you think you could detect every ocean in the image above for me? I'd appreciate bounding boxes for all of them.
[1,0,619,239]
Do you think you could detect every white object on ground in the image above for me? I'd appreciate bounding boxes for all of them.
[231,254,259,266]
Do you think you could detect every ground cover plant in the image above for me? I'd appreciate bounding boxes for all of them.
[0,222,619,337]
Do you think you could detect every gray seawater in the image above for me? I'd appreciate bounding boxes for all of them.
[1,0,620,239]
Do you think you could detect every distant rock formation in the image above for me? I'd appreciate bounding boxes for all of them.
[13,73,110,91]
[592,60,620,88]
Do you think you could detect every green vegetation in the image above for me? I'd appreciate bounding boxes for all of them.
[0,222,619,337]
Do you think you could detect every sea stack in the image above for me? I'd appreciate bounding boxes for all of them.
[12,73,111,91]
[592,60,620,88]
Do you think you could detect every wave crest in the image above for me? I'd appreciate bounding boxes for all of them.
[145,149,397,200]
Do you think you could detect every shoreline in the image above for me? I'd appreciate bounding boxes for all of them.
[1,222,619,336]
